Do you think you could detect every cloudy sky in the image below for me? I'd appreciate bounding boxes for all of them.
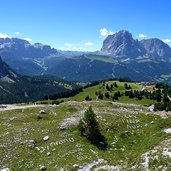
[0,0,171,51]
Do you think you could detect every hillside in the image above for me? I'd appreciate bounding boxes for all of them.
[45,80,160,106]
[1,101,171,170]
[0,56,79,104]
[0,75,78,104]
[45,54,171,83]
[0,57,19,83]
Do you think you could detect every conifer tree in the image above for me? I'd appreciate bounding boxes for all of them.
[78,106,106,148]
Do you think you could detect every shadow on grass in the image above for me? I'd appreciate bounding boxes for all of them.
[81,131,108,150]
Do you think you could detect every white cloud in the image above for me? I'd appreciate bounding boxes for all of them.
[138,34,147,38]
[85,42,94,46]
[100,28,115,38]
[0,33,11,38]
[64,43,73,48]
[15,32,20,35]
[24,37,32,42]
[162,39,171,43]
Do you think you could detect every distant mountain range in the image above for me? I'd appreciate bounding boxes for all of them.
[0,30,171,84]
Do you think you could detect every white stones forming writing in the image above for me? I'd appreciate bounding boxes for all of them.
[35,138,75,153]
[49,137,74,148]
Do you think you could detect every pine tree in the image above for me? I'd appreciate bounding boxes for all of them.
[155,89,162,102]
[105,92,110,98]
[78,106,106,148]
[106,84,110,91]
[163,93,170,103]
[114,82,118,88]
[113,92,119,100]
[124,83,128,89]
[85,95,92,101]
[98,93,103,99]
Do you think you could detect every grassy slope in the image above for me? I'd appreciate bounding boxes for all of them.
[1,81,171,170]
[1,101,171,170]
[63,80,156,106]
[84,55,118,63]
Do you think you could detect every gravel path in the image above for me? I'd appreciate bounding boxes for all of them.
[0,104,48,111]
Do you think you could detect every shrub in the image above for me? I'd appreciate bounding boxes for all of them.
[85,96,92,101]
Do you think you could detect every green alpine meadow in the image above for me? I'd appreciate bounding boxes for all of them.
[1,0,171,170]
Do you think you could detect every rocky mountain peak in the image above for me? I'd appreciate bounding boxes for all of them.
[0,37,30,46]
[101,30,145,58]
[0,37,60,60]
[101,30,171,61]
[140,38,171,61]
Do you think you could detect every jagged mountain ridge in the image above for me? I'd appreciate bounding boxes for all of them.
[140,38,171,61]
[0,38,59,59]
[0,38,68,75]
[0,31,171,83]
[101,30,146,58]
[101,30,171,61]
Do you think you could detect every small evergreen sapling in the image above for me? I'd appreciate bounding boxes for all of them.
[78,106,107,148]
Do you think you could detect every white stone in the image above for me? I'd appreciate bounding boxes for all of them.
[149,105,156,112]
[23,140,35,148]
[35,147,40,151]
[163,150,171,158]
[164,128,171,134]
[47,152,51,156]
[39,110,45,114]
[73,164,79,169]
[39,165,46,170]
[43,136,49,141]
[1,168,10,171]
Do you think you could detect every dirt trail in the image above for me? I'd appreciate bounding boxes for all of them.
[0,104,48,111]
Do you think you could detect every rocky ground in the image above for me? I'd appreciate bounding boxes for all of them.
[1,101,171,170]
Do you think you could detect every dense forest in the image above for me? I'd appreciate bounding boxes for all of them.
[0,76,79,104]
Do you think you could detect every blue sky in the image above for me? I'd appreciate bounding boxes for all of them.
[0,0,171,51]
